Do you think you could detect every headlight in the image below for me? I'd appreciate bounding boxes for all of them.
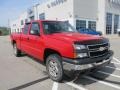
[73,44,88,58]
[74,44,86,50]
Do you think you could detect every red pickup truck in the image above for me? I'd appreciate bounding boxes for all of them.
[10,20,113,82]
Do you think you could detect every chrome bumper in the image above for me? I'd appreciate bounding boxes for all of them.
[63,56,112,71]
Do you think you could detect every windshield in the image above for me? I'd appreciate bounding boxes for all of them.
[42,21,78,34]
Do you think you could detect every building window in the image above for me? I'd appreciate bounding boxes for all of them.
[88,21,96,30]
[114,15,119,34]
[39,13,45,20]
[76,20,86,30]
[106,13,112,34]
[21,20,24,25]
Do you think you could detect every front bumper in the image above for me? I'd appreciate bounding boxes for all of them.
[62,50,113,72]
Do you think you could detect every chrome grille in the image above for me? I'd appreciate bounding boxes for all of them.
[87,43,109,57]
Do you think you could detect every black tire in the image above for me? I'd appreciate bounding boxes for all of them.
[46,54,64,82]
[13,44,21,57]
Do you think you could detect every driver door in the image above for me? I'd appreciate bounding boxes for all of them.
[27,22,42,59]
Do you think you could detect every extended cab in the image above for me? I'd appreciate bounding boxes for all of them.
[10,20,113,82]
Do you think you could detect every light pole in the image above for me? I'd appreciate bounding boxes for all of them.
[8,19,11,35]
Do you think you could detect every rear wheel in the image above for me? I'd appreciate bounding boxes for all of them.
[13,44,21,57]
[46,54,64,82]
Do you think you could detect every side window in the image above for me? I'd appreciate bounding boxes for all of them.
[23,23,30,34]
[30,22,40,35]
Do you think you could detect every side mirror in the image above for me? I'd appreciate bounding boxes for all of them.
[30,30,40,36]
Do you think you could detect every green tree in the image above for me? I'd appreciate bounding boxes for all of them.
[0,27,9,36]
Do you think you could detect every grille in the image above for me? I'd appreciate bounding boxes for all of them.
[87,43,109,57]
[88,43,109,50]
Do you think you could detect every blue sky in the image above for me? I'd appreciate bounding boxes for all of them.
[0,0,44,27]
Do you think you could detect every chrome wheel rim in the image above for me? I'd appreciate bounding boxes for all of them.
[48,60,59,77]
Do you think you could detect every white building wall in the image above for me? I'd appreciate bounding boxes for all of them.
[10,19,19,33]
[19,12,28,31]
[10,0,120,35]
[106,0,120,34]
[97,0,106,34]
[73,0,98,31]
[36,0,75,26]
[97,0,120,35]
[10,11,28,33]
[73,0,98,20]
[106,0,120,14]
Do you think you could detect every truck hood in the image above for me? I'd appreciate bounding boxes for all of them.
[47,32,106,44]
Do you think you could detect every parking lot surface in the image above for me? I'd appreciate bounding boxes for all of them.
[0,36,120,90]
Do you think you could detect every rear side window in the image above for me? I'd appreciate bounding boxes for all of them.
[23,23,30,34]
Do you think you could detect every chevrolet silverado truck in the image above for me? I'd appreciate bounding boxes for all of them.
[10,20,113,82]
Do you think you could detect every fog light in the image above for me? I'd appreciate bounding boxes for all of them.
[76,53,87,58]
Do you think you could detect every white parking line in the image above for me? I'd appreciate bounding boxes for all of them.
[84,76,120,90]
[111,62,120,65]
[105,66,120,71]
[113,57,120,63]
[52,82,58,90]
[97,71,120,78]
[65,82,88,90]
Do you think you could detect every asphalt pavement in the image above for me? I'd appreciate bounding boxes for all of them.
[0,36,120,90]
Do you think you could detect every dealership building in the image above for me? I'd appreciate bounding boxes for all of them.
[11,0,120,35]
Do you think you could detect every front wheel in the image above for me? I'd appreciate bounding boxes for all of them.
[46,54,64,82]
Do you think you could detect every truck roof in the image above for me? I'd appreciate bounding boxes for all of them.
[26,20,62,24]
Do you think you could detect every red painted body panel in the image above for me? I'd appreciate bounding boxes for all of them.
[10,20,104,61]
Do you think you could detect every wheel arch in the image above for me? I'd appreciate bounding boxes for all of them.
[43,48,62,64]
[12,40,16,45]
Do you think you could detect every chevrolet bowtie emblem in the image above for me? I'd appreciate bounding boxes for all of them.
[99,47,106,51]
